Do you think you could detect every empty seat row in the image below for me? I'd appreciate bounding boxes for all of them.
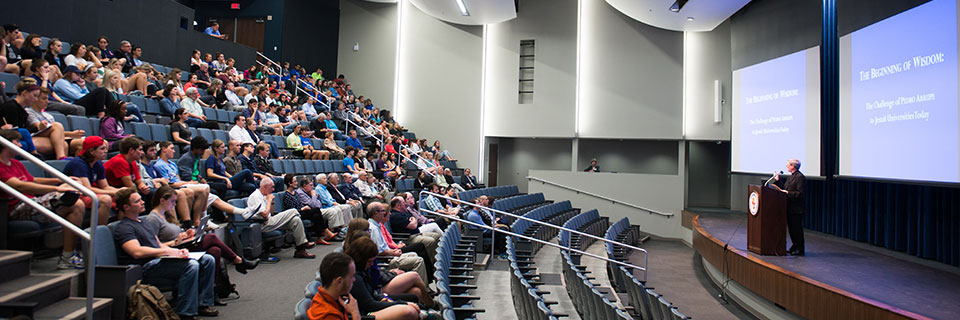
[457,185,520,203]
[492,193,546,212]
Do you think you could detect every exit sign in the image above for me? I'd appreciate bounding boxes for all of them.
[230,3,240,10]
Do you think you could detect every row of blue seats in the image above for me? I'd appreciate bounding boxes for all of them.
[433,222,483,320]
[604,219,687,320]
[510,200,579,253]
[559,210,634,319]
[491,193,546,212]
[20,157,348,181]
[457,185,519,203]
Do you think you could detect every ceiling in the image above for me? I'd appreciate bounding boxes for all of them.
[605,0,751,32]
[408,0,516,25]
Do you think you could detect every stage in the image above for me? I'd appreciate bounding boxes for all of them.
[691,210,960,320]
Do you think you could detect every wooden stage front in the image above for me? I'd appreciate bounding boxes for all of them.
[692,211,960,320]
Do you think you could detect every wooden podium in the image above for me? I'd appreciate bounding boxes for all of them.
[747,184,787,255]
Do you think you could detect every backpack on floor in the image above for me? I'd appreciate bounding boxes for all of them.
[214,258,239,299]
[127,280,179,320]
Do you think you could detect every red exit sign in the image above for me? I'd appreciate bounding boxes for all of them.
[230,3,240,10]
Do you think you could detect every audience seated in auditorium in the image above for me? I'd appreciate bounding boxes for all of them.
[112,188,219,319]
[287,125,326,160]
[29,59,86,116]
[246,178,316,258]
[344,235,430,320]
[461,168,483,190]
[113,40,135,73]
[155,141,254,225]
[206,139,258,193]
[325,173,362,218]
[0,129,109,269]
[53,65,111,117]
[139,140,208,227]
[144,186,258,304]
[0,82,70,159]
[465,195,508,255]
[181,87,218,129]
[238,142,283,186]
[281,175,335,245]
[99,100,134,151]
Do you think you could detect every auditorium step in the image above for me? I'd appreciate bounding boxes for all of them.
[0,250,112,319]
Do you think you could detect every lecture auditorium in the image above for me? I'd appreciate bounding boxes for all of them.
[1,0,958,319]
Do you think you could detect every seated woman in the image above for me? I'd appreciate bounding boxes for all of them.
[286,125,326,160]
[205,139,258,193]
[342,147,365,175]
[99,100,134,152]
[0,82,74,160]
[375,152,400,180]
[344,235,434,320]
[159,84,184,116]
[144,186,259,303]
[101,69,145,122]
[323,131,345,160]
[26,87,85,159]
[169,108,193,152]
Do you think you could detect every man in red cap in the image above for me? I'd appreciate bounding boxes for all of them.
[63,135,117,226]
[0,129,109,269]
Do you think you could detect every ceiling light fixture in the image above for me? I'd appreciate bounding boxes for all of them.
[455,0,470,16]
[669,0,689,13]
[687,17,695,21]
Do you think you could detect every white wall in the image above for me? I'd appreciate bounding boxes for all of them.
[577,139,679,174]
[395,0,483,171]
[578,0,684,139]
[683,21,733,140]
[528,169,687,240]
[483,0,577,138]
[337,0,398,111]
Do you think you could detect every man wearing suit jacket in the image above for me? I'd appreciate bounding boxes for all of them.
[324,173,362,219]
[338,173,364,201]
[775,159,806,256]
[113,40,135,73]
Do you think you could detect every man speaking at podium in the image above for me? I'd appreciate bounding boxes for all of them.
[774,159,806,256]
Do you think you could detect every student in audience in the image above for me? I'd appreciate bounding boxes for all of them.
[155,141,254,224]
[139,140,209,227]
[104,137,152,201]
[43,38,65,73]
[419,184,458,219]
[26,87,86,157]
[101,69,145,122]
[324,131,345,160]
[96,37,115,60]
[583,158,600,172]
[103,66,151,99]
[53,65,112,117]
[416,152,439,175]
[253,142,283,179]
[177,136,211,185]
[0,129,97,269]
[145,186,258,300]
[19,34,42,60]
[205,139,258,193]
[247,178,316,258]
[344,130,364,152]
[222,140,243,176]
[99,100,134,151]
[112,188,219,319]
[440,168,466,192]
[297,175,351,239]
[170,108,194,150]
[64,42,93,71]
[281,175,335,245]
[238,141,283,187]
[344,236,429,320]
[62,134,116,214]
[307,252,361,320]
[342,147,364,175]
[286,125,323,160]
[0,82,72,160]
[194,63,212,89]
[28,59,86,116]
[82,66,100,91]
[160,84,182,116]
[1,24,23,75]
[413,171,432,190]
[223,82,243,108]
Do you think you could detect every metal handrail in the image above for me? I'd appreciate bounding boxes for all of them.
[0,136,99,320]
[526,176,675,217]
[420,207,647,274]
[419,191,649,265]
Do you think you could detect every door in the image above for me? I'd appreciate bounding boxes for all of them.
[488,143,498,187]
[211,18,235,42]
[236,17,266,52]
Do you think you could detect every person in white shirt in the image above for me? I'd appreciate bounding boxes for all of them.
[223,82,243,107]
[246,179,315,258]
[228,116,254,144]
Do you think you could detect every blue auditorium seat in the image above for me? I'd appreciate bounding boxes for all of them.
[67,116,91,135]
[0,72,16,96]
[293,160,305,174]
[304,160,316,173]
[197,128,214,142]
[216,109,229,123]
[149,124,168,142]
[131,122,150,140]
[313,160,325,173]
[213,130,229,143]
[145,98,162,114]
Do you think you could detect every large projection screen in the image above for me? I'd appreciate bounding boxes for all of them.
[732,47,822,176]
[839,0,959,183]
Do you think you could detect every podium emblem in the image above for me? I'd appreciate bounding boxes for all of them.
[749,191,759,216]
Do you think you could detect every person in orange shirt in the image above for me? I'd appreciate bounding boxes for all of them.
[309,252,361,320]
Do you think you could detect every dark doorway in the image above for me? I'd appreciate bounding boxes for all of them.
[209,17,266,52]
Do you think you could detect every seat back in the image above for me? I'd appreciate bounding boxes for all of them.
[149,124,168,142]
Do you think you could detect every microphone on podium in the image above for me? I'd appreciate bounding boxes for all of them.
[764,171,784,186]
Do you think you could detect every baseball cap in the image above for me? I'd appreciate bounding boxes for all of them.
[79,136,106,156]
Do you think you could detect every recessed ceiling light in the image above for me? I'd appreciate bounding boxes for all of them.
[455,0,470,16]
[687,17,695,21]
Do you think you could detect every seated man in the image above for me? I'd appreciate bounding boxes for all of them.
[0,129,107,269]
[52,65,111,117]
[246,178,316,258]
[103,137,152,201]
[324,173,362,219]
[465,195,509,255]
[338,173,364,203]
[366,204,431,283]
[62,136,116,226]
[138,139,207,227]
[239,142,283,187]
[112,188,218,319]
[307,252,361,320]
